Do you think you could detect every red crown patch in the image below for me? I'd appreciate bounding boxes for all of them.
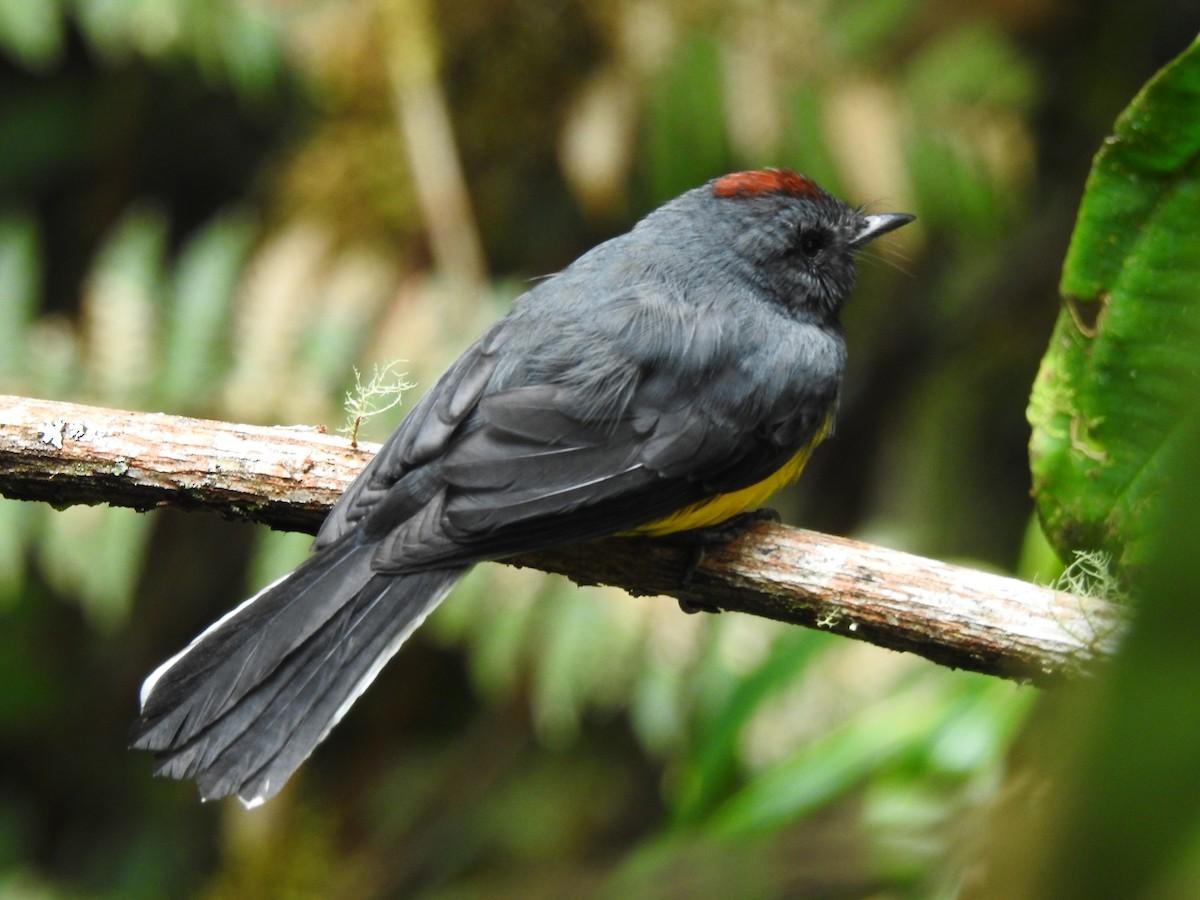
[712,169,820,200]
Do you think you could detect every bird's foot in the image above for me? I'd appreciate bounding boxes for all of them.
[670,508,781,614]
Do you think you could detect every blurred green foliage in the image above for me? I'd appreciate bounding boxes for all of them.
[997,37,1200,899]
[0,1,1198,897]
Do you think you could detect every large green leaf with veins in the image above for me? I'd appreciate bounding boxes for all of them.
[1028,36,1200,573]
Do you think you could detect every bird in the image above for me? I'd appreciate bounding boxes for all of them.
[131,168,914,807]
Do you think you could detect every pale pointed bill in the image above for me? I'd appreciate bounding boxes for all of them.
[851,213,916,248]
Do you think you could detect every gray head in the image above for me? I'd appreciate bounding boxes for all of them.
[642,169,914,324]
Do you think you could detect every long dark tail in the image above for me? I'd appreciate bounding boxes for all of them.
[131,536,464,807]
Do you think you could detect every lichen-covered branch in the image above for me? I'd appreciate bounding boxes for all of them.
[0,393,1125,685]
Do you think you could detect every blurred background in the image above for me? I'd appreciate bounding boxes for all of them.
[0,1,1197,896]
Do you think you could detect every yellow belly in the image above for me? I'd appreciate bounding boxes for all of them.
[627,418,831,537]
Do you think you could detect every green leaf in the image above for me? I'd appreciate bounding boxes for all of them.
[83,205,168,405]
[0,212,39,380]
[37,506,151,632]
[0,0,63,71]
[669,629,832,828]
[643,35,732,201]
[825,0,926,62]
[703,677,961,837]
[1028,36,1200,571]
[161,209,256,408]
[1052,414,1200,896]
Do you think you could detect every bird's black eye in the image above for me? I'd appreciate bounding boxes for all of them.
[796,228,830,258]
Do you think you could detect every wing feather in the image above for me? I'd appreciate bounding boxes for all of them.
[319,283,839,574]
[314,330,501,549]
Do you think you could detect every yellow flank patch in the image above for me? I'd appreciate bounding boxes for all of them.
[628,416,832,537]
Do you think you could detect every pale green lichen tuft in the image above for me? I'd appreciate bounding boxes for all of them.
[339,360,414,447]
[1052,550,1129,605]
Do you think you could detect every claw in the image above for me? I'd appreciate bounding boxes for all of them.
[670,508,779,614]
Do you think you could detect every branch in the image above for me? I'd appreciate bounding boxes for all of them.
[0,393,1126,685]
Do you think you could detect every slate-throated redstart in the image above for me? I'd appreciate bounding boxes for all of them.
[132,169,914,806]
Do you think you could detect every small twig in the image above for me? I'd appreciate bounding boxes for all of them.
[0,393,1128,685]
